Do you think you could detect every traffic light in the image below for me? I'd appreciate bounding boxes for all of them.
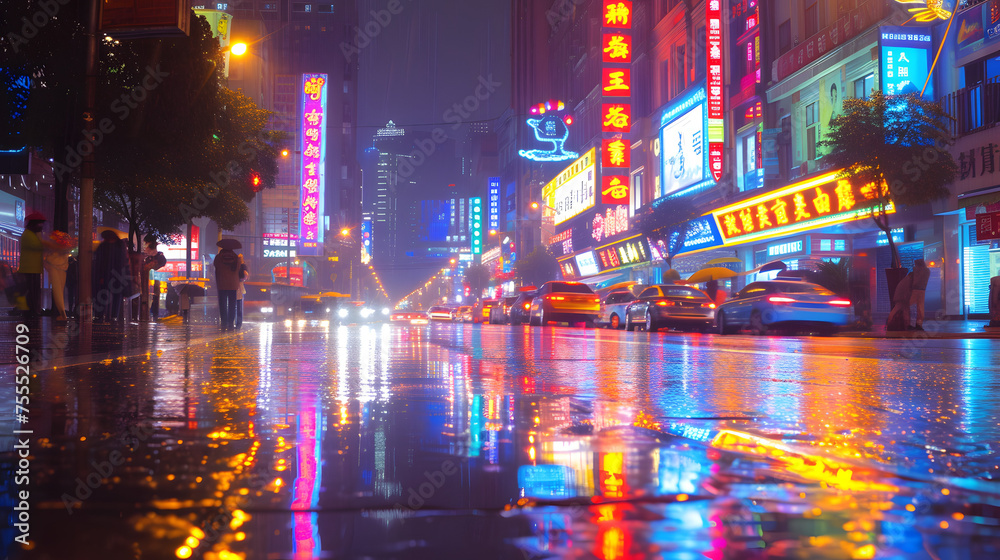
[471,197,483,255]
[250,171,262,192]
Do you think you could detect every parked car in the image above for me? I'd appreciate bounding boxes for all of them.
[598,288,639,329]
[528,281,601,326]
[427,305,454,321]
[715,280,853,335]
[490,296,518,324]
[509,291,537,325]
[473,299,498,324]
[455,306,473,322]
[623,284,716,332]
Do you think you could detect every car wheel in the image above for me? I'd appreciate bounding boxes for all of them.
[717,312,729,335]
[645,311,657,332]
[750,310,768,336]
[609,314,620,329]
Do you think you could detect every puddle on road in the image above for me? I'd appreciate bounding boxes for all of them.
[7,323,1000,559]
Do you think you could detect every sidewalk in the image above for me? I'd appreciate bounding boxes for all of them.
[839,320,1000,339]
[0,315,244,369]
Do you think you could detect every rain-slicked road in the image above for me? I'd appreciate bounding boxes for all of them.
[5,320,1000,560]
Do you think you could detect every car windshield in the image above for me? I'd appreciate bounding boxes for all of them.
[244,287,271,302]
[661,286,707,298]
[551,282,594,294]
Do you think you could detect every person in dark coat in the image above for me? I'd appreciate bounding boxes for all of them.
[213,248,241,330]
[65,255,78,318]
[887,271,913,332]
[93,230,128,322]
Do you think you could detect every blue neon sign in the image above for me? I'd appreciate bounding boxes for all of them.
[488,177,500,231]
[518,114,579,162]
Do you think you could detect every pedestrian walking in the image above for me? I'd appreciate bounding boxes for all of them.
[910,259,930,331]
[18,212,55,317]
[142,237,166,321]
[235,255,248,329]
[213,245,241,330]
[93,229,128,322]
[887,271,914,331]
[44,231,76,322]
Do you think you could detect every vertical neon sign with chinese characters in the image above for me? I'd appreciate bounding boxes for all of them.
[707,0,724,182]
[602,1,632,211]
[299,74,327,256]
[488,177,500,231]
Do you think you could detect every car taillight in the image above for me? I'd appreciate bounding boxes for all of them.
[702,303,716,309]
[592,296,600,303]
[551,296,565,301]
[523,303,530,309]
[768,296,796,303]
[829,299,852,307]
[656,300,676,307]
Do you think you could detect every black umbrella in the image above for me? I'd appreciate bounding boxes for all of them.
[758,260,788,274]
[217,239,242,250]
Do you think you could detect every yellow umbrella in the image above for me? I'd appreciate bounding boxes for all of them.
[706,257,741,265]
[687,267,739,284]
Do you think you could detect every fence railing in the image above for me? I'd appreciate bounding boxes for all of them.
[941,76,1000,138]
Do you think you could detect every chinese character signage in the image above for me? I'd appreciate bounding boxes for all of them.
[595,235,650,273]
[976,211,1000,241]
[659,87,712,196]
[591,205,629,243]
[880,26,933,99]
[601,175,629,205]
[601,68,631,97]
[601,138,629,169]
[602,33,632,63]
[603,0,631,27]
[542,148,597,225]
[710,170,895,245]
[602,0,632,181]
[955,1,1000,60]
[488,177,501,231]
[602,103,631,133]
[299,73,327,256]
[707,0,724,182]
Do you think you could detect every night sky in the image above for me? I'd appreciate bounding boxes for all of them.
[357,0,510,144]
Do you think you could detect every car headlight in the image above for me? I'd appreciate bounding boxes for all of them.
[261,306,273,313]
[361,307,374,318]
[338,308,349,318]
[382,307,390,315]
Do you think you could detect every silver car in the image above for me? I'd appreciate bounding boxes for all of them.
[598,288,637,329]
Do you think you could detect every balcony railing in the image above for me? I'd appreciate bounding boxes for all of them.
[941,76,1000,137]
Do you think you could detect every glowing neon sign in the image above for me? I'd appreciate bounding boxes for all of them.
[707,0,724,182]
[894,0,954,22]
[299,74,327,256]
[518,99,579,162]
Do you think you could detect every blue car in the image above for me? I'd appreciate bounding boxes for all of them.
[715,280,852,335]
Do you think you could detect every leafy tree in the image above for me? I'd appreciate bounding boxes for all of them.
[632,197,699,269]
[515,246,558,287]
[814,258,851,297]
[821,91,956,269]
[463,263,492,300]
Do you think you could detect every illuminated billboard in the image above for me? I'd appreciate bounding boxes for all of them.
[659,87,712,197]
[488,177,501,231]
[879,26,933,99]
[299,74,327,256]
[709,170,895,245]
[361,219,372,264]
[542,148,597,225]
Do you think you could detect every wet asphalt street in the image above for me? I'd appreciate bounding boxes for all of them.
[2,319,1000,560]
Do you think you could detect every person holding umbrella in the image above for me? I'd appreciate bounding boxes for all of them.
[213,239,242,331]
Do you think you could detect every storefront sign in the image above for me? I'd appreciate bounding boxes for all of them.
[560,259,578,279]
[601,68,631,97]
[957,142,999,182]
[162,226,199,261]
[299,73,327,256]
[955,1,1000,60]
[707,0,724,182]
[595,235,650,272]
[710,170,894,245]
[575,251,600,277]
[482,246,501,265]
[361,219,372,264]
[774,0,886,81]
[976,211,1000,241]
[488,177,500,231]
[766,238,805,258]
[876,227,905,246]
[602,33,632,63]
[591,205,629,243]
[880,26,933,98]
[272,266,304,286]
[601,175,629,205]
[601,103,631,133]
[601,138,629,169]
[542,148,597,225]
[263,248,297,259]
[602,0,631,28]
[659,87,713,196]
[680,215,724,252]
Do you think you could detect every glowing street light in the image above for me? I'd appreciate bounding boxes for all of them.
[230,42,248,56]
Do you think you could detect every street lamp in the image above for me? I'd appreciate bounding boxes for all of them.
[230,42,248,56]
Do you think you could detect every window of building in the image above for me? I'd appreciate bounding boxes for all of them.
[317,4,334,13]
[262,3,277,10]
[805,3,818,38]
[854,74,874,99]
[630,171,642,215]
[806,102,818,161]
[779,20,791,54]
[292,3,311,12]
[672,44,686,98]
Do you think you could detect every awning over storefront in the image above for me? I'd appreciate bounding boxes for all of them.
[958,185,1000,218]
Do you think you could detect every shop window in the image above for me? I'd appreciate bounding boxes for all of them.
[779,20,791,55]
[820,239,831,251]
[806,102,818,161]
[854,74,874,99]
[805,3,818,39]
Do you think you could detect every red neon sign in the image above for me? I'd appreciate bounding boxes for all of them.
[707,0,724,182]
[602,33,632,63]
[601,138,629,169]
[601,175,630,205]
[602,0,632,28]
[601,68,631,97]
[601,103,631,133]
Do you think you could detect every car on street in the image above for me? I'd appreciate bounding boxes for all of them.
[528,281,601,326]
[390,310,429,324]
[334,301,387,324]
[598,287,640,329]
[241,282,276,321]
[623,284,716,332]
[508,291,536,325]
[490,296,518,324]
[455,306,473,322]
[715,280,853,335]
[427,305,454,321]
[473,299,498,324]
